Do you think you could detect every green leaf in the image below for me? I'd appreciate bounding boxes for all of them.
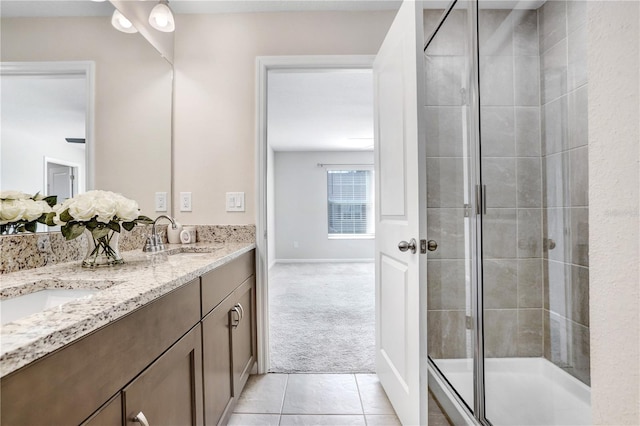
[62,223,85,240]
[108,221,121,233]
[136,215,154,225]
[60,209,73,223]
[44,212,57,226]
[43,195,57,207]
[24,221,37,233]
[122,221,135,232]
[92,226,111,239]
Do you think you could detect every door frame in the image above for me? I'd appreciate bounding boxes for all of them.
[254,55,375,373]
[44,156,83,199]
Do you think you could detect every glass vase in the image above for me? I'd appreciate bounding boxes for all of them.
[82,229,124,268]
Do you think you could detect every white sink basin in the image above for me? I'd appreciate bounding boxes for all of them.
[0,289,99,325]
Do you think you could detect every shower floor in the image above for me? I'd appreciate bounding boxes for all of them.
[433,357,591,425]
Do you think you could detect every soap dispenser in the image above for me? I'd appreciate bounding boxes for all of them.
[166,221,183,244]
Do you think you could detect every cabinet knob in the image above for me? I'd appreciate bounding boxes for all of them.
[133,412,150,426]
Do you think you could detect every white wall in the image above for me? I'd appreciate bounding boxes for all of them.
[274,151,374,261]
[1,17,172,217]
[172,11,395,225]
[1,76,86,195]
[588,1,640,424]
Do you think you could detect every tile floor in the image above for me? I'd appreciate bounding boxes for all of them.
[229,373,401,426]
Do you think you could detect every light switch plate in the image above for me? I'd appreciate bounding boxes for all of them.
[180,192,192,212]
[226,192,245,212]
[155,192,167,212]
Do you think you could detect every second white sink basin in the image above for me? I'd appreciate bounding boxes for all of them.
[0,289,99,325]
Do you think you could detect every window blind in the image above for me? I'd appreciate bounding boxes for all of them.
[327,170,374,235]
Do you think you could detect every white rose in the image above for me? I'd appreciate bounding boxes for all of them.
[22,199,46,222]
[68,193,97,222]
[1,190,30,200]
[94,193,118,223]
[116,196,139,222]
[51,202,70,225]
[0,199,26,222]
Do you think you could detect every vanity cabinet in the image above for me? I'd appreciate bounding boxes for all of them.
[0,249,256,426]
[201,251,256,425]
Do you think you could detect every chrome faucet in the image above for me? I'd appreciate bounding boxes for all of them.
[143,215,177,253]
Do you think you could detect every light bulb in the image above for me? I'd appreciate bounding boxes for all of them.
[111,10,138,34]
[149,2,175,32]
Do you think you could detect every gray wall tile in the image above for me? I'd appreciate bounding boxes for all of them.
[424,9,468,56]
[518,209,543,258]
[427,208,466,259]
[483,208,517,258]
[427,157,465,208]
[541,39,568,104]
[515,56,540,106]
[568,24,587,91]
[484,309,518,357]
[569,146,588,207]
[569,264,589,327]
[545,208,570,264]
[518,259,543,308]
[517,158,542,208]
[425,107,464,157]
[478,10,513,56]
[428,310,468,359]
[568,85,588,149]
[483,259,518,309]
[425,56,466,106]
[483,158,517,207]
[481,107,515,157]
[567,0,587,35]
[570,207,589,267]
[539,0,567,53]
[427,259,467,310]
[542,95,568,155]
[515,107,541,157]
[517,308,544,356]
[480,56,514,106]
[513,10,539,56]
[543,152,569,207]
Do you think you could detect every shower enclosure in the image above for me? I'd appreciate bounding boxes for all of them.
[425,1,590,424]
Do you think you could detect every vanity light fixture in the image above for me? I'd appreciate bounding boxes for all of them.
[111,9,138,33]
[148,0,175,33]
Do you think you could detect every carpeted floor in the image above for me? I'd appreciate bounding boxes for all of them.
[268,262,375,373]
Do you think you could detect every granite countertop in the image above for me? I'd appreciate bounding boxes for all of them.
[0,242,255,378]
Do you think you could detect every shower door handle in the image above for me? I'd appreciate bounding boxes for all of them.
[398,239,417,254]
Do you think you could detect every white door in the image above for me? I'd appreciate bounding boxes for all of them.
[374,1,426,425]
[47,163,74,199]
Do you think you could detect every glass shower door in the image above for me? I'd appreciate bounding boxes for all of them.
[425,0,477,413]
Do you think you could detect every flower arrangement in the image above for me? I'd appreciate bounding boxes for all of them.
[48,190,153,267]
[0,191,57,234]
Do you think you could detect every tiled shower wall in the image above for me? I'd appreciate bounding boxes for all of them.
[426,1,589,386]
[539,0,590,385]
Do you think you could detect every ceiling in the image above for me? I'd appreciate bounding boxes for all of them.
[267,70,374,152]
[0,0,401,18]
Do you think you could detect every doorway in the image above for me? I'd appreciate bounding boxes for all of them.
[45,158,80,201]
[255,56,376,375]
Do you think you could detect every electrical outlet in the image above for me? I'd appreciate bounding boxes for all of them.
[155,192,167,212]
[226,192,245,212]
[180,192,192,212]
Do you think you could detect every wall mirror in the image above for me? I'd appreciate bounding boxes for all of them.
[0,0,174,228]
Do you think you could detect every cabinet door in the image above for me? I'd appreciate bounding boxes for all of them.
[231,276,256,396]
[202,296,235,425]
[82,394,122,426]
[123,325,203,426]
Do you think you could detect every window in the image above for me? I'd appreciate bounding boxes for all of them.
[327,169,374,238]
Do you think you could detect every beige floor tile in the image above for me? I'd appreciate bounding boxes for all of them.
[227,413,281,426]
[282,374,362,415]
[355,374,396,415]
[234,374,288,414]
[365,414,402,426]
[280,414,366,425]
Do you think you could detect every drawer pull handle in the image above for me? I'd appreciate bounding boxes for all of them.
[231,306,241,328]
[236,303,245,321]
[133,411,150,426]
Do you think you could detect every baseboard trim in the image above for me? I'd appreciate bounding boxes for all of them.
[275,258,374,264]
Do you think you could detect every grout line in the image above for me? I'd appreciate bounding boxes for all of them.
[279,373,290,418]
[354,373,367,422]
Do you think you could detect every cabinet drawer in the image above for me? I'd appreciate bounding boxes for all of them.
[201,250,254,316]
[1,278,200,426]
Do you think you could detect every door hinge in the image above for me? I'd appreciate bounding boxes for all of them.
[463,203,472,217]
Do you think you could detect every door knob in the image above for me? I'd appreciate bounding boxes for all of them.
[427,240,438,251]
[398,238,417,254]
